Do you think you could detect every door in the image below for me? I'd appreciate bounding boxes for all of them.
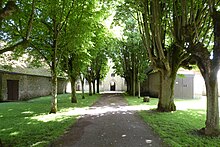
[110,82,116,91]
[174,75,194,99]
[7,80,19,101]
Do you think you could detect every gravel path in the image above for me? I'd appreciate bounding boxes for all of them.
[50,93,164,147]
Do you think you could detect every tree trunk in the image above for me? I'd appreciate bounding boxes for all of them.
[92,80,95,94]
[89,81,92,96]
[138,80,141,98]
[81,78,85,99]
[97,77,100,94]
[157,70,176,112]
[132,67,136,96]
[202,71,219,136]
[70,76,77,103]
[201,10,220,135]
[50,68,57,114]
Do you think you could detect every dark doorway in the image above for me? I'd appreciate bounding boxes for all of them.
[110,82,116,91]
[7,80,19,101]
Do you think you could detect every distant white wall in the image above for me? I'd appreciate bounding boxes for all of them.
[66,59,127,93]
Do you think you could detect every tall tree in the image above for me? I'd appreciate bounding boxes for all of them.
[60,0,99,103]
[111,2,149,96]
[175,0,219,136]
[30,0,75,113]
[137,0,192,111]
[90,24,109,94]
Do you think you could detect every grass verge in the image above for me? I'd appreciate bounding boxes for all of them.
[125,96,220,146]
[0,93,100,147]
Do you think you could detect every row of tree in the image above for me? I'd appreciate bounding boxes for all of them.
[0,0,111,113]
[111,0,220,136]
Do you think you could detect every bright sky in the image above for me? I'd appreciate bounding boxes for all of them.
[103,11,124,39]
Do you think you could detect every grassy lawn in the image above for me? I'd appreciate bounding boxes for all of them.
[125,95,220,146]
[0,93,100,147]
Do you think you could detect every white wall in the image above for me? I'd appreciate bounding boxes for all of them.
[67,59,127,93]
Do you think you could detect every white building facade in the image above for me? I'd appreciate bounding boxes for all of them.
[66,60,127,93]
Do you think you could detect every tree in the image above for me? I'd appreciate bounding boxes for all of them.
[174,0,219,136]
[111,2,149,96]
[90,24,109,94]
[60,0,99,103]
[136,0,193,111]
[30,0,75,113]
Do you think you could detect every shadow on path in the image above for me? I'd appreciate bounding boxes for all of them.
[50,93,164,147]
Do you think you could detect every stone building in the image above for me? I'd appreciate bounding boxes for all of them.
[0,52,67,101]
[0,70,66,101]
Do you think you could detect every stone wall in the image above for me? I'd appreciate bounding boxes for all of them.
[0,71,66,101]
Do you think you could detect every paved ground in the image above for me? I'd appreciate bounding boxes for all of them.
[50,93,164,147]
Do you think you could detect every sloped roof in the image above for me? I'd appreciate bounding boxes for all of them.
[0,52,51,77]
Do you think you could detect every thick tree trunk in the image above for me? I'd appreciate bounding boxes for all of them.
[50,68,57,114]
[92,80,95,94]
[70,76,77,103]
[89,81,92,96]
[202,71,219,136]
[157,70,176,112]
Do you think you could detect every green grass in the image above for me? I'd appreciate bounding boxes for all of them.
[0,93,100,147]
[125,96,220,146]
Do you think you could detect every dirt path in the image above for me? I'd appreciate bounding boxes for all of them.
[50,93,164,147]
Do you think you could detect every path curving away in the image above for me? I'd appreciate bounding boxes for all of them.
[50,93,164,147]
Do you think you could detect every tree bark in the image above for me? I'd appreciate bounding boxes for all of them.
[157,70,176,112]
[200,9,220,136]
[81,78,85,99]
[132,62,136,97]
[50,67,57,114]
[97,77,100,94]
[138,79,141,98]
[92,80,95,94]
[70,76,77,103]
[202,71,219,135]
[89,81,92,96]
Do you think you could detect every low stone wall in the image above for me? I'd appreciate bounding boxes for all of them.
[0,71,66,101]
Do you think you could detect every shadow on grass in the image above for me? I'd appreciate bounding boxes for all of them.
[139,109,220,146]
[0,94,100,147]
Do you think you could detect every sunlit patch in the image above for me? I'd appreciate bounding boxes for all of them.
[10,131,19,136]
[8,109,13,111]
[31,141,48,147]
[175,99,206,111]
[31,105,155,122]
[0,115,3,118]
[22,111,34,114]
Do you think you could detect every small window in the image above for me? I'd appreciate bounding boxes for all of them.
[111,73,115,77]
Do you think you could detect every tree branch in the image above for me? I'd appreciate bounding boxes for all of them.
[0,39,28,54]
